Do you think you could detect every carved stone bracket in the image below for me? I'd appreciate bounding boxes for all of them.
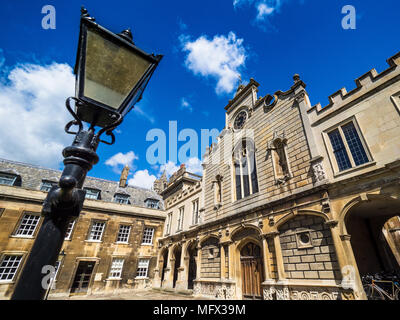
[310,156,327,183]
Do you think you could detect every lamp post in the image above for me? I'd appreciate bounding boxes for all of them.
[11,7,162,300]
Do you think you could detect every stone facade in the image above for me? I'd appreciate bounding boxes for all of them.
[0,159,165,299]
[154,51,400,300]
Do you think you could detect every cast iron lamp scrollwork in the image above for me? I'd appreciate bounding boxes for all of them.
[11,7,162,300]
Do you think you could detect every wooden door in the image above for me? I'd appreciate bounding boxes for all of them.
[70,261,95,294]
[241,242,263,299]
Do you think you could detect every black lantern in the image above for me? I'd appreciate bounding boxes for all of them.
[10,7,163,300]
[74,8,163,128]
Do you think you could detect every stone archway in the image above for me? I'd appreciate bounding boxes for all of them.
[344,196,400,276]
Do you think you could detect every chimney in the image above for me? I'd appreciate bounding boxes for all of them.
[119,165,130,188]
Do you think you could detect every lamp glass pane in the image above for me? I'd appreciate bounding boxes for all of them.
[84,28,152,110]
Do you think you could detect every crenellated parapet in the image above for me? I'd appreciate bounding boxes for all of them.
[307,51,400,124]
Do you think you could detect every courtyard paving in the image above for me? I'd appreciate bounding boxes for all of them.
[48,288,209,300]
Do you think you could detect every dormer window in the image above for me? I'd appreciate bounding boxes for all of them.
[114,194,130,204]
[0,173,18,186]
[40,180,57,192]
[84,188,101,200]
[145,198,159,209]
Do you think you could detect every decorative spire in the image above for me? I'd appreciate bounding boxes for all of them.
[80,6,95,21]
[118,28,135,44]
[293,74,301,83]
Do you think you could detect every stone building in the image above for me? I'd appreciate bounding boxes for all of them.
[0,159,165,299]
[153,51,400,300]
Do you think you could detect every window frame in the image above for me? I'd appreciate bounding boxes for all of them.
[0,254,24,283]
[141,227,155,245]
[176,206,184,232]
[87,220,106,242]
[113,193,130,204]
[232,138,259,201]
[165,212,172,235]
[135,258,150,279]
[83,187,101,200]
[324,117,373,175]
[116,224,132,244]
[108,257,125,280]
[40,180,58,192]
[64,220,76,240]
[0,172,18,186]
[192,199,200,225]
[13,212,41,238]
[145,198,160,209]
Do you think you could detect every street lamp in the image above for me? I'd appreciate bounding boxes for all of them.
[11,7,162,300]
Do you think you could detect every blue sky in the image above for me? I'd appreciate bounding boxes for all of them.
[0,0,399,189]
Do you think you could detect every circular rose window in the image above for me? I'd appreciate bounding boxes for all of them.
[234,110,247,129]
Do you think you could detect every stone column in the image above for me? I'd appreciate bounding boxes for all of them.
[227,241,235,280]
[163,245,174,289]
[195,241,202,281]
[269,231,286,281]
[261,235,272,281]
[175,242,187,290]
[220,243,226,280]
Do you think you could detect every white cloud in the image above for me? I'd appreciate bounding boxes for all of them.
[180,97,193,112]
[180,32,247,94]
[233,0,299,28]
[128,169,157,189]
[160,161,180,177]
[185,157,203,175]
[159,157,203,177]
[256,3,275,20]
[105,151,138,174]
[0,57,75,168]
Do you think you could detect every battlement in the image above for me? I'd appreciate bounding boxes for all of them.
[308,51,400,124]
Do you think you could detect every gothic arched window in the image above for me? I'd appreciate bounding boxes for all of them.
[233,139,259,201]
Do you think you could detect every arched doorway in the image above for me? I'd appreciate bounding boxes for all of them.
[240,242,264,300]
[160,249,168,286]
[345,197,400,276]
[187,243,197,290]
[172,246,181,288]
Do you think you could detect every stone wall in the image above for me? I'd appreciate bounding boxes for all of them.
[279,215,340,280]
[200,237,220,278]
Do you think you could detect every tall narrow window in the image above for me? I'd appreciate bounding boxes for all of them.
[192,199,199,225]
[327,120,370,172]
[328,129,352,171]
[177,207,184,231]
[165,212,172,235]
[233,139,258,201]
[65,220,76,240]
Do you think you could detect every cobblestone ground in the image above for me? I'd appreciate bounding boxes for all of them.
[48,289,209,300]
